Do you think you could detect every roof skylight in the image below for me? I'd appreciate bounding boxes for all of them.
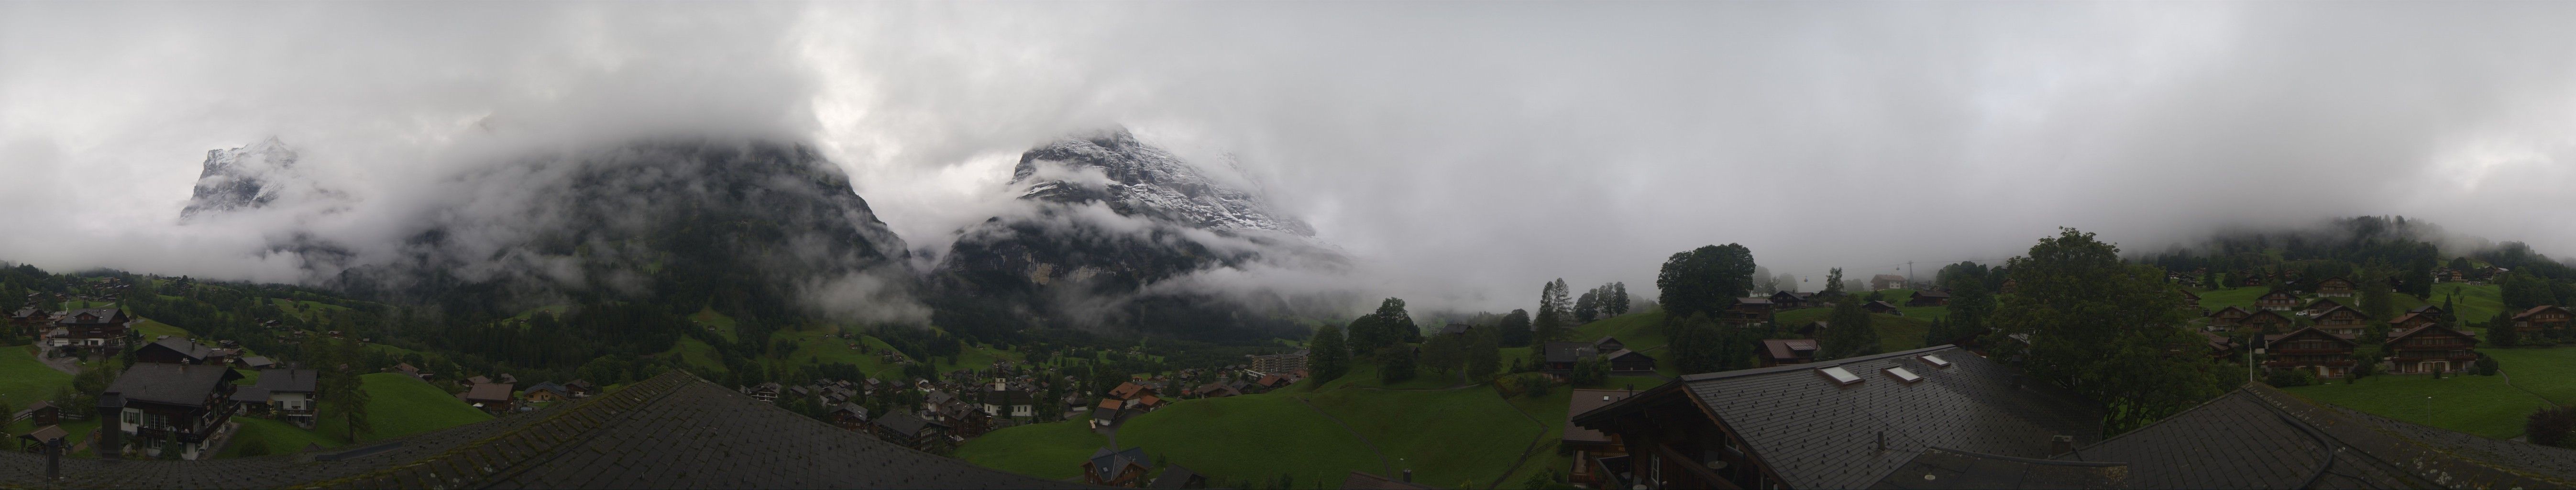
[1919,355,1952,368]
[1885,367,1922,383]
[1818,366,1862,386]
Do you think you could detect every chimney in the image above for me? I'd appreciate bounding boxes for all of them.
[94,391,121,459]
[2050,435,2076,455]
[1401,469,1413,482]
[44,437,60,481]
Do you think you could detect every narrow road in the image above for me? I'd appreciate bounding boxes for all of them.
[35,346,79,375]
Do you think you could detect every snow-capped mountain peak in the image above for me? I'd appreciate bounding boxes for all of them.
[1012,129,1314,236]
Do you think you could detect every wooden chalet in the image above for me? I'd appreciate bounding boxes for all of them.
[524,382,570,402]
[1082,447,1151,487]
[1870,274,1907,290]
[2177,289,2199,309]
[462,382,515,414]
[2315,277,2356,297]
[46,308,129,356]
[2387,312,2438,332]
[2205,306,2252,332]
[2264,327,2358,379]
[1602,349,1657,373]
[252,368,319,427]
[870,412,952,453]
[2433,268,2467,283]
[827,403,869,432]
[2201,332,2237,360]
[566,379,596,398]
[1795,321,1828,339]
[2241,309,2297,334]
[1721,298,1773,325]
[1570,346,2103,490]
[2409,304,2447,319]
[1564,389,1636,488]
[1541,342,1599,375]
[2254,291,2299,311]
[1435,323,1476,340]
[99,363,243,460]
[1862,301,1901,315]
[2510,305,2573,335]
[134,338,228,366]
[982,384,1036,418]
[1757,338,1818,367]
[2310,306,2372,337]
[14,401,59,427]
[1905,290,1950,307]
[1150,465,1207,490]
[2299,297,2344,317]
[1767,291,1815,309]
[2384,325,2477,374]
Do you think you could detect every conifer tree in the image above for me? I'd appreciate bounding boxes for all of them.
[1308,325,1351,384]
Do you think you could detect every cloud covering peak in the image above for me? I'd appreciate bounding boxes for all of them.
[8,2,2576,312]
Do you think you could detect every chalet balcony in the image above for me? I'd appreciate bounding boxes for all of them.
[2263,359,2355,368]
[2272,348,2352,356]
[2390,353,2478,363]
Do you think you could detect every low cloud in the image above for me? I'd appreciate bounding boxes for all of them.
[10,2,2576,316]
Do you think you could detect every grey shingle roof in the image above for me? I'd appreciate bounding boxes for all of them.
[2057,384,2576,489]
[103,362,239,406]
[256,368,319,394]
[1672,345,2103,490]
[1870,447,2125,489]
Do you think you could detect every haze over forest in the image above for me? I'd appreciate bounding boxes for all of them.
[8,2,2576,314]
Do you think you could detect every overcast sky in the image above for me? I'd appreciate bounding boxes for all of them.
[7,2,2576,312]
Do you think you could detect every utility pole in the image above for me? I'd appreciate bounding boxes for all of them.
[1908,261,1915,288]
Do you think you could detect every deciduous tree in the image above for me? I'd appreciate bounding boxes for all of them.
[1308,325,1350,384]
[1990,228,2225,434]
[1655,244,1757,318]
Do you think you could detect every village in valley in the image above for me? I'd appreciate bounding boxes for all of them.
[4,220,2574,489]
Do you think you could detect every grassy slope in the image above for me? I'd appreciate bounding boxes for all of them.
[312,373,493,442]
[2193,286,2270,312]
[132,318,191,341]
[1309,386,1543,488]
[2282,373,2546,439]
[953,420,1108,480]
[1774,309,1931,353]
[778,328,907,379]
[1495,389,1574,490]
[0,345,72,410]
[689,307,741,343]
[665,338,731,375]
[1115,392,1381,488]
[2485,347,2576,405]
[2429,283,2506,327]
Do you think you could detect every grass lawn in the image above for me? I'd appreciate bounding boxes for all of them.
[366,344,420,359]
[2429,283,2505,325]
[0,345,73,410]
[216,417,346,457]
[777,328,907,379]
[689,307,741,343]
[1774,309,1929,353]
[2486,346,2576,405]
[132,318,192,341]
[2192,286,2271,313]
[312,373,493,442]
[1494,387,1574,489]
[1573,312,1670,351]
[2281,373,2547,439]
[1116,392,1381,488]
[269,298,351,322]
[665,338,731,375]
[954,420,1108,479]
[1308,386,1545,489]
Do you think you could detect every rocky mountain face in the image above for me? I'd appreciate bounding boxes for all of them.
[931,129,1338,341]
[184,138,915,324]
[179,137,306,220]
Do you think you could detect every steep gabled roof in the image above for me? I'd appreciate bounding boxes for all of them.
[2265,327,2359,346]
[1580,345,2103,490]
[2384,324,2477,346]
[104,363,240,407]
[1087,447,1148,481]
[255,368,319,394]
[2512,305,2573,321]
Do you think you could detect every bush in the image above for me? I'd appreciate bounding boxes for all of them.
[2264,369,2317,388]
[2530,406,2576,448]
[2474,353,2501,376]
[1495,372,1557,399]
